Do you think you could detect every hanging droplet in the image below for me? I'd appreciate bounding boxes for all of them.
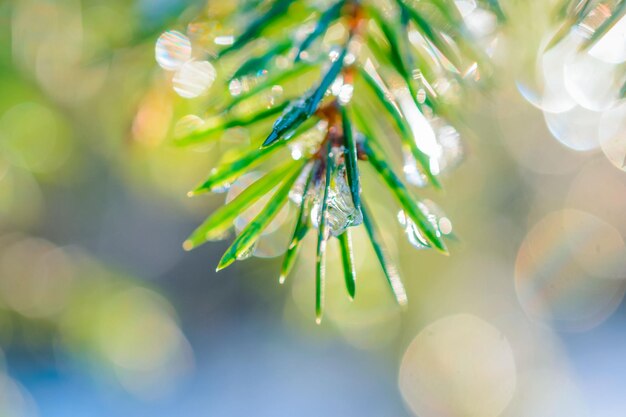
[311,164,363,237]
[326,167,363,236]
[398,200,452,250]
[155,31,192,71]
[173,60,217,98]
[398,210,430,249]
[236,242,257,260]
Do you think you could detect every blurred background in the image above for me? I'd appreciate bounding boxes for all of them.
[0,0,625,416]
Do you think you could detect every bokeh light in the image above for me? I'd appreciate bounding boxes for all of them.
[515,210,626,331]
[510,369,587,417]
[155,31,192,71]
[399,314,517,417]
[96,288,194,399]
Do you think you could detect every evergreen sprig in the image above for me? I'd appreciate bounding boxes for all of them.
[174,0,503,322]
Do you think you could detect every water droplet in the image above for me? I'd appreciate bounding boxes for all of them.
[326,170,362,236]
[438,217,453,235]
[210,183,231,194]
[398,200,451,250]
[155,31,192,71]
[398,210,430,249]
[399,92,463,183]
[330,75,344,96]
[311,165,362,237]
[172,60,217,99]
[228,79,243,96]
[214,35,234,46]
[236,243,257,260]
[338,83,354,105]
[416,88,427,104]
[343,52,356,66]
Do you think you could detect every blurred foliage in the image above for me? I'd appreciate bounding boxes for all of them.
[0,0,202,406]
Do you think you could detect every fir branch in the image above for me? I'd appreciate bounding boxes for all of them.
[161,0,499,321]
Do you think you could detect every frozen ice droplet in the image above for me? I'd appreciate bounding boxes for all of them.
[398,210,430,249]
[173,60,217,98]
[311,166,362,236]
[326,169,362,236]
[398,200,452,250]
[155,30,192,71]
